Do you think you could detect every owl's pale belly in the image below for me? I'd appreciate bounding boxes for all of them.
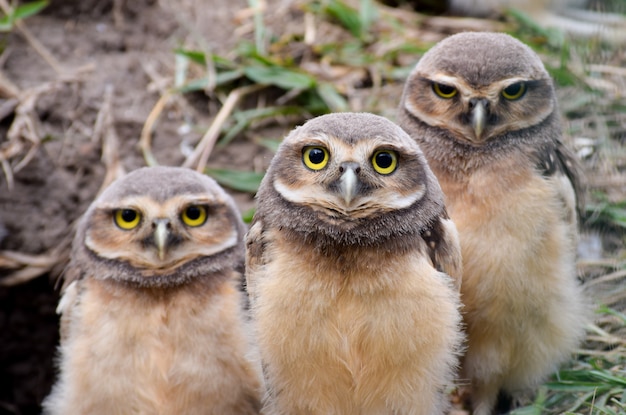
[56,278,259,415]
[444,171,586,389]
[254,242,462,415]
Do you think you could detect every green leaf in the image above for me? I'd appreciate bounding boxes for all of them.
[257,137,282,153]
[244,65,316,90]
[175,48,207,65]
[0,1,49,32]
[204,168,264,193]
[546,65,580,87]
[0,16,13,31]
[324,0,362,38]
[248,0,267,56]
[219,106,301,147]
[242,207,256,224]
[596,305,626,324]
[176,69,245,93]
[316,82,349,112]
[13,0,48,20]
[174,48,236,68]
[358,0,377,36]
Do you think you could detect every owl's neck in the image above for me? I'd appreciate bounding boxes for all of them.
[413,112,561,181]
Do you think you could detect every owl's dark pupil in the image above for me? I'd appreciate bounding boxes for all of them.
[437,83,454,95]
[186,206,201,220]
[309,148,325,164]
[121,209,136,222]
[504,83,521,95]
[376,152,393,169]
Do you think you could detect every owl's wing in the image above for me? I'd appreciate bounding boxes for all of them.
[57,280,80,343]
[421,212,463,290]
[56,249,91,342]
[534,139,585,224]
[245,218,269,307]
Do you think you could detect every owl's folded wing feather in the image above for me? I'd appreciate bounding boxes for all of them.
[533,139,585,225]
[420,212,463,290]
[244,219,269,307]
[56,279,80,343]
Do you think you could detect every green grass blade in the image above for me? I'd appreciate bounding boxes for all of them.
[176,69,245,93]
[174,48,235,68]
[219,106,301,147]
[316,82,349,112]
[204,168,264,193]
[324,0,362,38]
[244,65,316,90]
[256,137,282,152]
[242,207,256,224]
[358,0,376,36]
[12,0,48,20]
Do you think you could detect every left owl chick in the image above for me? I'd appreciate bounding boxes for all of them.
[42,166,263,415]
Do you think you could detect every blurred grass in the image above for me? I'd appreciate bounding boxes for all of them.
[512,303,626,414]
[0,0,48,32]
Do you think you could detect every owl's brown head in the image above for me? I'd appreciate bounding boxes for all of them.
[254,112,446,250]
[68,166,245,288]
[400,32,556,145]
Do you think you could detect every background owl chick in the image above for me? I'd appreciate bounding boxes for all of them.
[42,166,262,415]
[246,112,464,415]
[398,32,588,415]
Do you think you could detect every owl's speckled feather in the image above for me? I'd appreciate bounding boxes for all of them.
[398,32,588,415]
[43,166,263,415]
[247,112,464,415]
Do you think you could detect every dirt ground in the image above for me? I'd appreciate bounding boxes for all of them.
[0,0,624,414]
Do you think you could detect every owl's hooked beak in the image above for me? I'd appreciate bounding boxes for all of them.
[153,219,170,261]
[469,98,488,141]
[339,162,361,206]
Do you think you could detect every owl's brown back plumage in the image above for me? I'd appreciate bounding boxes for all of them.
[43,166,262,415]
[398,32,588,415]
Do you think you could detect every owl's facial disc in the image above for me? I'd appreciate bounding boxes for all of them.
[86,196,239,274]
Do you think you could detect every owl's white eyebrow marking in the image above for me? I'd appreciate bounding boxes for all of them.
[429,74,461,86]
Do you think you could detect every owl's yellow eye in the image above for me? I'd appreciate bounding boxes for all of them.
[114,209,141,230]
[432,82,458,99]
[181,205,208,227]
[372,150,398,175]
[303,146,329,171]
[502,82,526,100]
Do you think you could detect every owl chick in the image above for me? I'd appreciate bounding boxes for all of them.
[42,166,262,415]
[246,112,464,415]
[398,32,588,415]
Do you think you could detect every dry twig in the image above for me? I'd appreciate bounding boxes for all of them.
[93,84,125,193]
[139,91,172,167]
[0,240,70,286]
[182,84,266,172]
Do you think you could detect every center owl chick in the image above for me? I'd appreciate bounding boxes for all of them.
[246,112,464,415]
